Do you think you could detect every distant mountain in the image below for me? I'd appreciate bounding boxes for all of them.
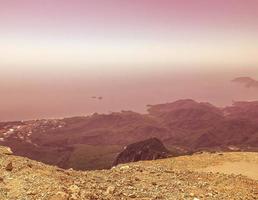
[0,99,258,170]
[232,77,258,88]
[113,138,170,166]
[223,101,258,121]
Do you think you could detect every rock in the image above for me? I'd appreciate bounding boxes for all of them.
[113,138,170,166]
[70,193,79,200]
[27,163,33,168]
[151,182,157,186]
[26,191,36,195]
[0,147,13,155]
[66,185,81,200]
[50,191,69,200]
[206,193,213,197]
[106,186,116,194]
[119,165,130,170]
[68,185,80,194]
[128,193,137,198]
[189,193,195,197]
[5,162,13,171]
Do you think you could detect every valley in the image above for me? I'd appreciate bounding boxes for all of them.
[0,99,258,170]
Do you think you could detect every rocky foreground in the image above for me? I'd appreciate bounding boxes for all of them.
[0,146,257,200]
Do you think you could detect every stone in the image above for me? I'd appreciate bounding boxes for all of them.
[151,182,157,186]
[68,185,80,194]
[70,193,79,200]
[134,177,140,181]
[3,147,13,155]
[189,193,195,197]
[5,162,13,171]
[50,191,69,200]
[27,163,33,168]
[128,193,137,198]
[119,165,130,170]
[106,186,116,194]
[113,138,170,166]
[26,191,36,195]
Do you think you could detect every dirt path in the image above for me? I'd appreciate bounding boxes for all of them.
[197,161,258,180]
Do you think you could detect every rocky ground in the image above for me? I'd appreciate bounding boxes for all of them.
[0,146,257,200]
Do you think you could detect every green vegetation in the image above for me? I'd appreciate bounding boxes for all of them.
[67,144,123,170]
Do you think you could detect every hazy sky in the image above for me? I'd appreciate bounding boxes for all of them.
[1,0,258,121]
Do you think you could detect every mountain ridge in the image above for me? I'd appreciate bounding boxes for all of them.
[0,99,258,170]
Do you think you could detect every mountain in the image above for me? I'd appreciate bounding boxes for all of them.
[223,101,258,122]
[113,138,170,166]
[232,77,258,88]
[0,99,258,170]
[0,145,257,200]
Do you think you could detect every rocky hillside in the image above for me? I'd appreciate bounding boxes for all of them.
[0,146,257,200]
[0,99,258,170]
[113,138,170,166]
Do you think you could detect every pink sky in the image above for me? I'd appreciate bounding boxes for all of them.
[1,1,258,27]
[0,0,258,121]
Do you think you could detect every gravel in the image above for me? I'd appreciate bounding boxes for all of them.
[0,146,257,200]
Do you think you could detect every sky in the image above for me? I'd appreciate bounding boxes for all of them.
[0,0,258,121]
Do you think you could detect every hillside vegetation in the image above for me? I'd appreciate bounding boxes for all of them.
[0,99,258,170]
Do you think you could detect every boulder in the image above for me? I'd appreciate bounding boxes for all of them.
[113,138,170,166]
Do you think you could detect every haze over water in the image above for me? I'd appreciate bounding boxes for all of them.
[1,0,258,121]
